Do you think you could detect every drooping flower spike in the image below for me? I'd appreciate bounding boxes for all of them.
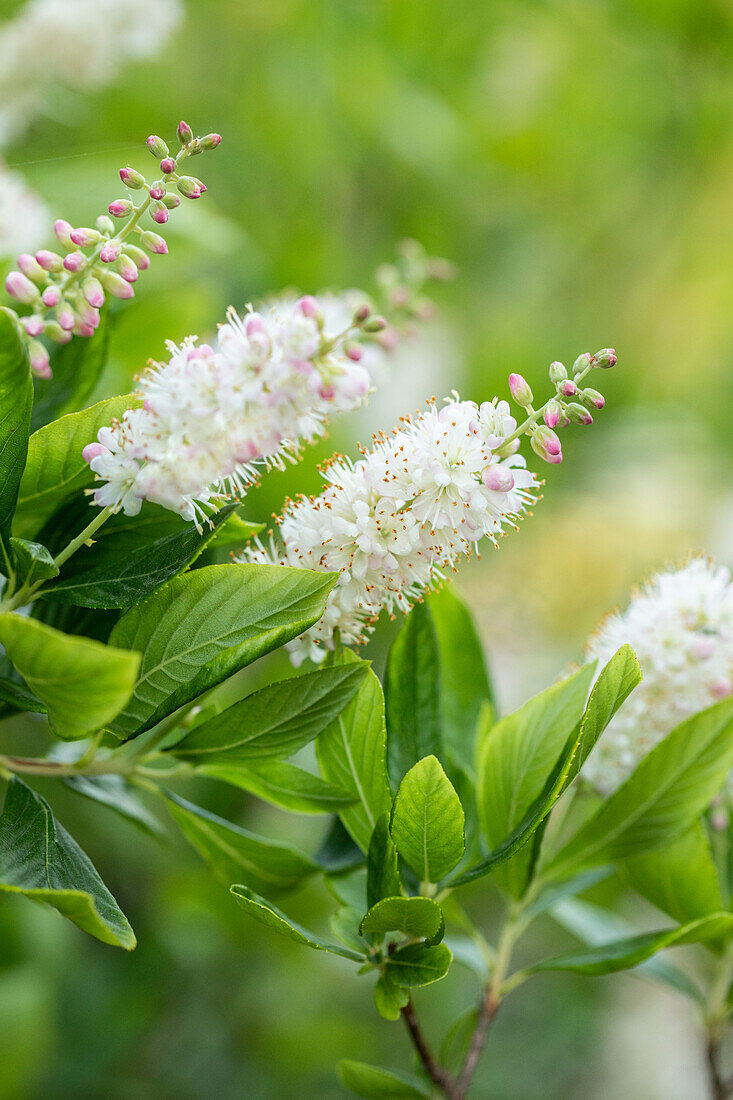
[83,297,388,525]
[242,347,617,663]
[583,558,733,799]
[2,120,220,378]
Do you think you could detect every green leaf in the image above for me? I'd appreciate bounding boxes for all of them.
[0,310,32,576]
[426,586,492,776]
[619,822,724,926]
[171,663,368,762]
[41,503,240,609]
[385,941,452,987]
[548,695,733,877]
[206,509,264,548]
[526,913,733,978]
[30,309,111,432]
[230,884,365,960]
[65,775,164,838]
[0,612,140,740]
[360,896,444,943]
[372,974,410,1022]
[0,673,46,715]
[476,663,596,895]
[451,648,640,889]
[13,394,138,540]
[330,905,366,953]
[316,650,392,852]
[108,563,336,738]
[385,601,441,788]
[8,537,58,586]
[367,813,401,909]
[338,1060,430,1098]
[316,817,364,873]
[391,756,465,884]
[0,777,135,949]
[166,792,318,895]
[199,759,356,813]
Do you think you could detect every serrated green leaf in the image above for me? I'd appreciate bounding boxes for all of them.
[548,695,733,877]
[166,792,318,895]
[108,563,336,738]
[316,651,392,852]
[385,601,441,788]
[30,309,111,432]
[391,756,464,885]
[360,896,444,943]
[172,663,368,762]
[0,611,140,740]
[0,310,32,576]
[13,394,139,540]
[0,777,135,948]
[8,537,59,586]
[386,941,452,987]
[372,974,410,1022]
[230,884,365,960]
[619,822,724,926]
[338,1059,430,1098]
[199,758,356,813]
[367,813,401,909]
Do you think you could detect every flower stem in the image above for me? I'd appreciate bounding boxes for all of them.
[53,504,112,569]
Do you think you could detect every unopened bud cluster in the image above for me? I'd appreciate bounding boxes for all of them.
[374,238,456,338]
[2,120,221,378]
[503,347,617,465]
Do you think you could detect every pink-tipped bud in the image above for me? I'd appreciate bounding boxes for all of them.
[57,303,75,331]
[100,241,122,263]
[23,315,44,337]
[531,430,563,464]
[100,271,134,299]
[297,295,322,321]
[70,227,101,248]
[5,271,39,304]
[549,360,567,384]
[559,379,577,397]
[508,372,533,407]
[353,304,371,324]
[572,352,592,376]
[146,135,169,159]
[63,251,85,273]
[17,253,45,281]
[119,166,145,190]
[362,315,387,333]
[482,465,515,492]
[177,120,194,145]
[566,402,594,426]
[160,157,176,175]
[139,231,168,255]
[345,344,363,361]
[201,133,222,149]
[115,254,138,283]
[35,249,64,272]
[593,347,617,369]
[149,184,165,200]
[41,285,61,308]
[150,201,169,224]
[245,315,266,338]
[75,299,100,328]
[82,442,107,463]
[82,277,105,308]
[73,321,95,338]
[122,244,150,270]
[28,340,51,379]
[176,175,201,199]
[44,321,72,344]
[108,199,133,218]
[582,388,605,410]
[543,400,561,429]
[53,218,75,248]
[161,192,181,210]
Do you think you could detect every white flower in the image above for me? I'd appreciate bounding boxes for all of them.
[0,0,182,145]
[84,296,376,524]
[243,395,538,664]
[0,160,47,260]
[583,558,733,796]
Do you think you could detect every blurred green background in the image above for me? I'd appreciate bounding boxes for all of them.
[1,0,732,1096]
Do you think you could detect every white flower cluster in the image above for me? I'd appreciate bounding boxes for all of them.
[244,396,538,664]
[0,159,47,260]
[0,0,182,145]
[584,558,733,796]
[84,296,375,524]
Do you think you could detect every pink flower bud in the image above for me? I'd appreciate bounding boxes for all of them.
[44,321,72,344]
[149,184,166,200]
[63,251,85,273]
[17,253,45,281]
[559,379,577,397]
[201,133,222,149]
[28,340,51,379]
[75,299,100,328]
[139,231,168,255]
[566,402,594,426]
[176,176,201,199]
[531,427,563,464]
[101,271,134,299]
[362,315,387,333]
[57,303,75,331]
[297,295,322,320]
[482,465,515,492]
[82,442,107,463]
[53,219,75,248]
[177,120,194,144]
[582,388,605,410]
[160,157,176,175]
[41,285,61,308]
[572,352,592,375]
[353,304,371,324]
[35,249,64,272]
[108,199,133,218]
[70,227,101,248]
[549,360,567,384]
[100,241,122,263]
[543,400,561,429]
[5,271,39,304]
[115,255,138,283]
[245,315,266,337]
[119,167,146,190]
[73,321,95,338]
[345,344,363,361]
[23,315,43,337]
[82,277,105,308]
[712,678,732,699]
[508,373,533,407]
[150,201,169,224]
[146,135,169,159]
[96,214,115,235]
[123,244,150,270]
[593,347,617,369]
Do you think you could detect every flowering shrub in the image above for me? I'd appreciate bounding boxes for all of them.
[0,123,731,1100]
